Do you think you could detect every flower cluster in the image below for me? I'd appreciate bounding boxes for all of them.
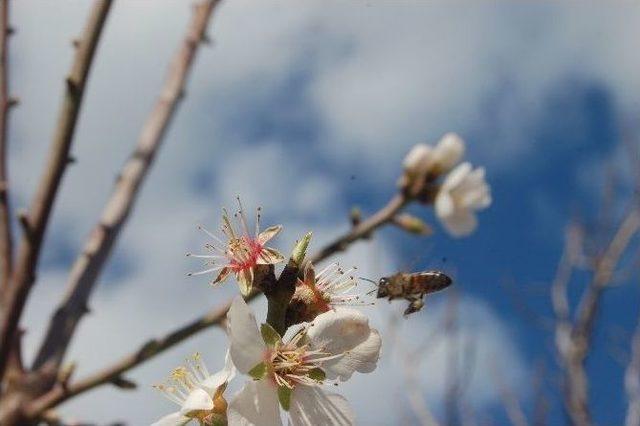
[400,133,492,237]
[154,133,491,424]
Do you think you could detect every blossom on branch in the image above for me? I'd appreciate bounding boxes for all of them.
[435,162,492,237]
[152,352,235,426]
[188,198,284,296]
[226,297,381,425]
[287,263,372,325]
[401,132,466,199]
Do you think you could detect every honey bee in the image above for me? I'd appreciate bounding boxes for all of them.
[376,271,452,316]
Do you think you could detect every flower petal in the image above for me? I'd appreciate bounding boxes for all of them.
[228,381,283,426]
[257,247,285,265]
[289,386,354,426]
[307,309,381,381]
[228,296,266,374]
[236,268,255,296]
[180,388,214,415]
[432,132,465,173]
[402,143,432,174]
[151,412,191,426]
[441,210,478,237]
[442,162,471,191]
[200,349,236,395]
[435,191,455,220]
[212,266,232,285]
[258,225,283,245]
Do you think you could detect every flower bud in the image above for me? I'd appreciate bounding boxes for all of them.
[402,143,432,175]
[431,132,465,174]
[392,213,432,235]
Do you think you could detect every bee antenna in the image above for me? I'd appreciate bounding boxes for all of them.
[359,276,377,285]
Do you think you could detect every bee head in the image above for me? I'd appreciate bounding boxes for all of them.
[377,277,389,298]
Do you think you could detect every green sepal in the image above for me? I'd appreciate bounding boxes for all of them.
[260,323,282,347]
[291,232,312,267]
[307,368,326,383]
[278,385,292,411]
[248,362,267,380]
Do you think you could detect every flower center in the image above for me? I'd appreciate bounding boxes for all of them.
[269,343,319,389]
[227,236,262,271]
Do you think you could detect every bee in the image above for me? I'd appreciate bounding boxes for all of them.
[375,271,452,316]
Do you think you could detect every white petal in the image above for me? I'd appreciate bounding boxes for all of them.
[258,225,283,245]
[228,381,282,426]
[151,412,191,426]
[435,191,455,220]
[288,386,354,426]
[228,297,267,374]
[432,132,465,172]
[201,349,236,395]
[180,388,213,415]
[442,162,471,191]
[402,143,432,174]
[307,309,381,381]
[442,210,478,237]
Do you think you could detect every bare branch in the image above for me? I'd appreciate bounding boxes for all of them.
[490,361,529,426]
[0,0,14,305]
[32,0,221,380]
[554,208,640,426]
[29,191,410,415]
[307,193,407,265]
[626,308,640,426]
[0,0,113,383]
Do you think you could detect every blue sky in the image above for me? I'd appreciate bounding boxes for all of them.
[9,1,640,424]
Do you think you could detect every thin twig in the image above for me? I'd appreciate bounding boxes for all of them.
[490,361,529,426]
[306,193,407,265]
[554,209,640,426]
[32,0,220,380]
[0,0,113,383]
[0,0,14,306]
[29,192,409,416]
[626,306,640,426]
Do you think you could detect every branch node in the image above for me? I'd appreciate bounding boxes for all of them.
[7,97,19,108]
[65,77,79,95]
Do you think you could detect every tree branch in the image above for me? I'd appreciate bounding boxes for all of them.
[0,0,113,383]
[626,308,640,426]
[32,0,221,380]
[29,192,409,415]
[0,0,14,306]
[307,193,407,265]
[554,209,640,426]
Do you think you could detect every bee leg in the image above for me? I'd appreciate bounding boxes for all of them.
[403,297,425,316]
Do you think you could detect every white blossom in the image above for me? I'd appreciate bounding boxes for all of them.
[226,297,381,426]
[402,133,465,178]
[288,263,372,324]
[152,352,235,426]
[187,197,284,296]
[435,162,491,237]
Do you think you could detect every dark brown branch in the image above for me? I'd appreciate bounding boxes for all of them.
[0,0,112,383]
[0,0,14,306]
[32,0,221,380]
[29,192,409,415]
